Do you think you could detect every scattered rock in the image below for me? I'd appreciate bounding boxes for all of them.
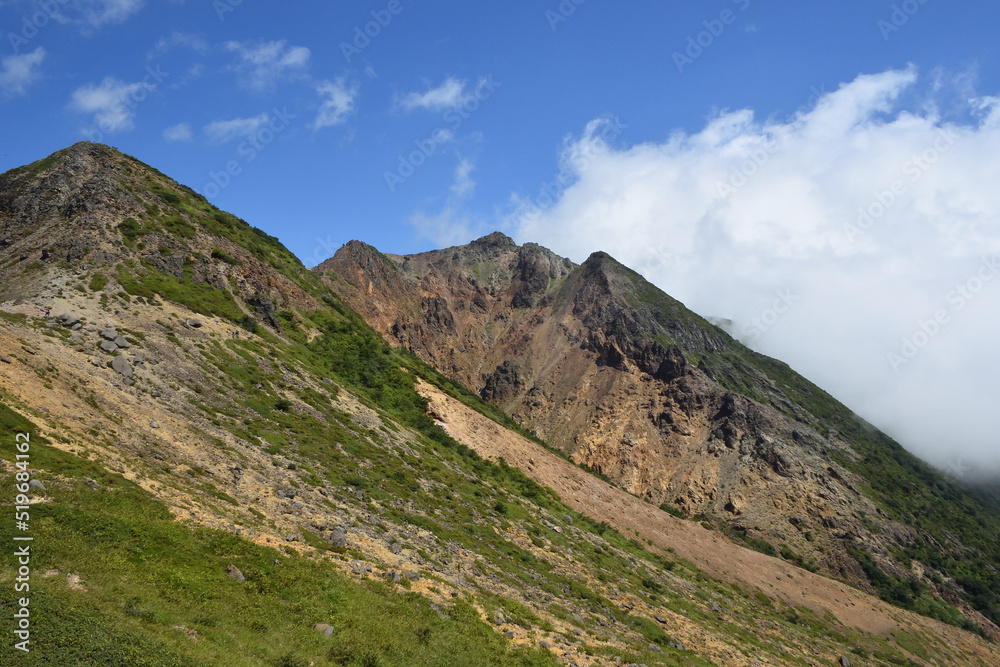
[709,600,722,614]
[385,570,400,583]
[389,541,402,555]
[28,479,46,493]
[313,623,335,637]
[840,657,851,667]
[655,615,667,623]
[539,641,552,649]
[113,336,131,349]
[494,611,506,625]
[150,421,160,429]
[100,340,118,354]
[504,630,515,638]
[0,355,10,364]
[286,534,297,542]
[648,644,663,653]
[100,328,118,341]
[84,478,100,489]
[111,355,133,378]
[404,569,420,581]
[186,318,202,328]
[330,526,347,547]
[226,565,245,582]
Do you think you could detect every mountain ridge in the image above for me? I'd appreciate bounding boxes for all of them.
[0,142,997,665]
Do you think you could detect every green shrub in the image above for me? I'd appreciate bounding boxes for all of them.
[89,273,108,292]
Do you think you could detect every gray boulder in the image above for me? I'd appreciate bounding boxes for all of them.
[100,340,118,354]
[28,479,46,493]
[111,356,133,378]
[313,623,334,637]
[113,336,130,349]
[100,328,118,341]
[226,565,245,582]
[330,526,347,547]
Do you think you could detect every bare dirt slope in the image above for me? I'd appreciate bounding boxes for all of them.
[418,379,1000,666]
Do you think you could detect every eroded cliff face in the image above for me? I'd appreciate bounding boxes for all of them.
[315,234,942,594]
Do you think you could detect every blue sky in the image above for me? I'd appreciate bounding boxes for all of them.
[2,0,1000,472]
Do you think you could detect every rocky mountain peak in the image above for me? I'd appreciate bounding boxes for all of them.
[470,230,517,249]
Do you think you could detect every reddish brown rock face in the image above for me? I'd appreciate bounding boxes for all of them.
[317,233,945,595]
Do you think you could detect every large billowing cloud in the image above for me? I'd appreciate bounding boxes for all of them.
[511,67,1000,477]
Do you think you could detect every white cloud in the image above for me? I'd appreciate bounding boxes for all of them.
[0,47,45,96]
[313,78,358,129]
[69,76,149,132]
[224,40,310,91]
[398,77,472,112]
[163,122,192,142]
[203,113,269,144]
[510,68,1000,472]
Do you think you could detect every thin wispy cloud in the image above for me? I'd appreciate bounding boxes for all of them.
[52,0,145,30]
[163,122,192,142]
[149,32,209,58]
[313,78,359,129]
[68,76,147,132]
[224,40,310,92]
[411,158,481,246]
[398,77,473,112]
[203,113,270,143]
[509,67,1000,471]
[0,47,45,96]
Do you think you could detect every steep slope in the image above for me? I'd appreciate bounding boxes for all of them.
[318,234,1000,638]
[1,143,997,666]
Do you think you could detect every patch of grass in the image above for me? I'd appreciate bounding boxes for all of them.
[0,437,560,667]
[117,263,243,322]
